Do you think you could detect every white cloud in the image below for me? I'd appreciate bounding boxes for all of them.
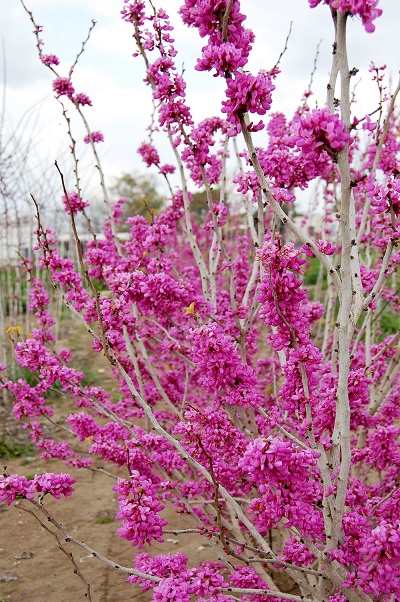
[1,0,399,193]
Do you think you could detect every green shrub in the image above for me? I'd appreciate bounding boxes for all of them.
[0,437,36,460]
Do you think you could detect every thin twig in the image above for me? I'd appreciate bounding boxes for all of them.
[18,504,93,601]
[221,0,235,42]
[69,19,97,77]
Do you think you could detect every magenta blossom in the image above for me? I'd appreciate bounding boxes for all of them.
[309,0,382,32]
[84,131,104,144]
[222,71,275,133]
[0,474,35,506]
[52,77,75,99]
[74,93,93,106]
[41,54,59,66]
[62,191,89,215]
[33,472,76,498]
[138,142,160,167]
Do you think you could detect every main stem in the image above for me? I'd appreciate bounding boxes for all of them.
[329,10,359,550]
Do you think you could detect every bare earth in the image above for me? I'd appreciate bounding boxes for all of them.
[0,328,213,602]
[0,455,212,602]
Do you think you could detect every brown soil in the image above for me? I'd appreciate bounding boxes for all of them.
[0,326,213,602]
[0,455,212,602]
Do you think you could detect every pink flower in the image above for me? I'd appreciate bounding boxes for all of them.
[290,108,351,159]
[62,191,89,214]
[159,163,176,175]
[37,439,75,460]
[309,0,382,32]
[33,472,76,498]
[121,1,146,26]
[74,93,92,106]
[278,536,315,566]
[113,473,168,549]
[41,54,59,66]
[301,240,336,257]
[196,42,248,75]
[138,142,160,167]
[84,131,104,144]
[0,474,35,506]
[66,412,100,441]
[52,77,75,99]
[222,71,275,133]
[187,323,261,407]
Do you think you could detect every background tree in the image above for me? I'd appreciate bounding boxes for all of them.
[110,172,164,224]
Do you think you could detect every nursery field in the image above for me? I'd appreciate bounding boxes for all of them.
[1,1,400,600]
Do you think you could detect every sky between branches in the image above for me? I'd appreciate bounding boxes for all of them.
[1,0,399,201]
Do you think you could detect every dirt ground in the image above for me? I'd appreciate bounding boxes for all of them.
[0,455,213,602]
[0,327,214,602]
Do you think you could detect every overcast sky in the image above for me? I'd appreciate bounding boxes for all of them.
[1,0,399,201]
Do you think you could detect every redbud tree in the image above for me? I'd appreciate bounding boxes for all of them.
[1,1,400,601]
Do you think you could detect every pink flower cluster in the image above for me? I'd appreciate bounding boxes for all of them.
[180,1,273,133]
[0,472,75,505]
[138,142,160,167]
[332,513,400,597]
[129,552,228,600]
[62,191,89,215]
[8,378,52,421]
[74,93,92,106]
[41,54,59,66]
[180,0,254,74]
[131,9,194,139]
[239,436,320,485]
[278,536,315,566]
[36,233,90,313]
[27,275,56,338]
[204,202,229,230]
[84,131,104,144]
[187,323,261,407]
[121,1,146,27]
[309,0,382,33]
[278,343,325,427]
[290,108,351,160]
[222,71,275,133]
[181,117,225,186]
[174,406,248,489]
[257,238,311,351]
[235,110,345,193]
[113,472,168,549]
[230,566,272,602]
[34,472,76,498]
[302,239,337,257]
[196,41,248,75]
[66,411,100,441]
[52,77,75,99]
[241,437,324,537]
[0,474,35,505]
[363,173,400,215]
